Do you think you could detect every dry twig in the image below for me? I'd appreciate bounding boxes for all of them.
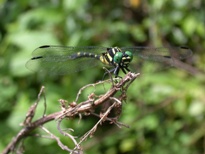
[2,72,139,154]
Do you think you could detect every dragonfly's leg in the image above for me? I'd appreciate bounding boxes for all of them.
[102,68,115,80]
[125,66,131,72]
[114,66,120,78]
[121,67,127,74]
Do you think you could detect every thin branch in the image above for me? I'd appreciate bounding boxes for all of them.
[78,98,120,146]
[57,120,80,151]
[3,72,139,154]
[23,86,45,126]
[40,126,73,152]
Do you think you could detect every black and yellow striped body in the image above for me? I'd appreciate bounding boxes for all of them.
[70,47,118,65]
[71,47,123,65]
[99,47,121,65]
[70,52,101,60]
[70,47,132,77]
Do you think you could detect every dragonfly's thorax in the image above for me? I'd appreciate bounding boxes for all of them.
[99,47,119,65]
[99,47,133,67]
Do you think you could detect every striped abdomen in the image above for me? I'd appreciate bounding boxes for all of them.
[70,52,101,60]
[70,47,121,66]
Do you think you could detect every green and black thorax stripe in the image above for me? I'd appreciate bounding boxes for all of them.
[99,47,121,65]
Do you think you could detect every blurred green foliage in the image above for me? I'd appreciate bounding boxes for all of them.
[0,0,205,153]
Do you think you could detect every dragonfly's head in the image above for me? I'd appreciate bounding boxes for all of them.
[113,51,133,66]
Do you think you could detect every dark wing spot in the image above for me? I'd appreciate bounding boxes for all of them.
[39,45,50,48]
[31,56,43,60]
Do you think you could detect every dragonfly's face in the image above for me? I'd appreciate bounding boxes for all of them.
[113,51,133,66]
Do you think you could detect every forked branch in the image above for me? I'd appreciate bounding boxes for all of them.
[3,72,139,154]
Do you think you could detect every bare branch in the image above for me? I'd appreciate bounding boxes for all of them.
[76,97,122,151]
[22,86,46,126]
[3,72,139,154]
[40,126,73,152]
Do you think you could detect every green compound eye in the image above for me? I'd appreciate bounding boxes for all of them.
[125,51,133,61]
[114,52,123,64]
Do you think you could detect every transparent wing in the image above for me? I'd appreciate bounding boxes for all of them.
[121,46,192,73]
[26,45,108,75]
[121,46,192,62]
[26,45,193,75]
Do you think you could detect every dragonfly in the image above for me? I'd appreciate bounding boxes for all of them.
[26,45,192,77]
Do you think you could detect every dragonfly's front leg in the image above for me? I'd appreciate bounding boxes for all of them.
[113,65,120,78]
[102,66,120,79]
[124,66,131,72]
[102,67,115,80]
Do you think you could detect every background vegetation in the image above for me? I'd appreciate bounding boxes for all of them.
[0,0,205,153]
